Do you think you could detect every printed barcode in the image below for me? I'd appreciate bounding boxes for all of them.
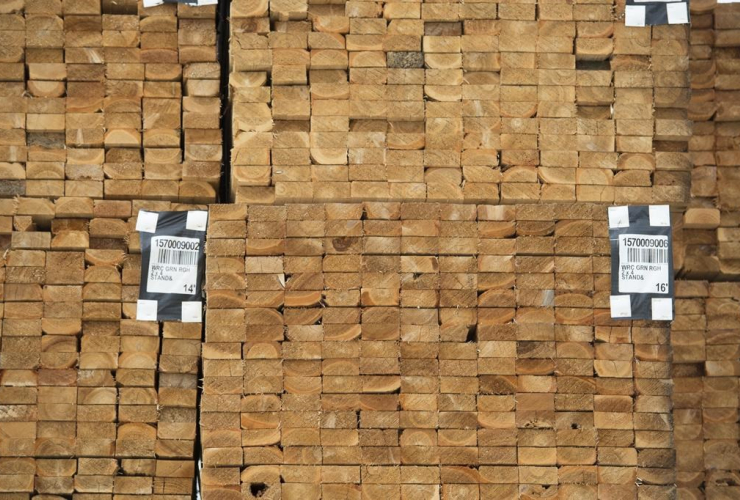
[625,247,668,264]
[155,248,198,266]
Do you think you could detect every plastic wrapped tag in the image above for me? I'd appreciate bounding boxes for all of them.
[624,0,690,25]
[137,210,208,323]
[159,0,217,5]
[609,205,674,321]
[145,0,216,6]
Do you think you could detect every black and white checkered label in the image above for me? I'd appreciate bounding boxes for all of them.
[625,0,689,26]
[144,0,216,7]
[136,210,207,323]
[609,205,674,321]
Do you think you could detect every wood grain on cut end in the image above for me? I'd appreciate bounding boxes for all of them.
[200,201,675,498]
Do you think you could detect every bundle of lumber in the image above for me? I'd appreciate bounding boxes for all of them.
[682,1,740,279]
[672,281,740,500]
[228,0,692,205]
[0,0,221,205]
[0,196,199,497]
[201,202,675,498]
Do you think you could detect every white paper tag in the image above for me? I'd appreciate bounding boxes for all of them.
[186,211,208,231]
[618,234,670,294]
[649,205,671,227]
[608,206,630,228]
[625,5,646,26]
[651,298,673,321]
[147,236,201,295]
[137,299,158,321]
[136,211,159,233]
[610,295,632,318]
[143,0,165,6]
[667,2,689,24]
[181,301,203,323]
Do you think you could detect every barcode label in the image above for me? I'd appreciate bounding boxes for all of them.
[624,247,669,264]
[618,234,670,294]
[147,236,200,295]
[155,248,198,266]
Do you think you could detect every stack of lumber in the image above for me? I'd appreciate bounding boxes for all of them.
[201,202,675,498]
[228,0,692,205]
[682,1,740,279]
[0,0,221,205]
[672,281,740,500]
[0,197,198,497]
